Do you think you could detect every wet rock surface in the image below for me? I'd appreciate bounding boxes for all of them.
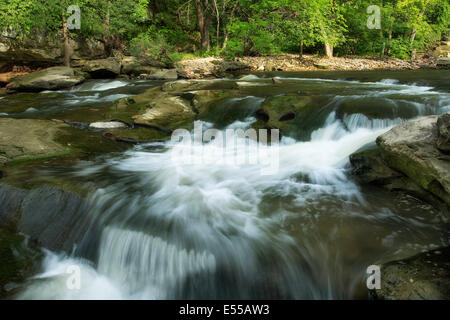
[0,228,42,299]
[0,183,89,252]
[370,247,450,300]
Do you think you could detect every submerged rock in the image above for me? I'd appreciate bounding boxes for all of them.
[370,247,450,300]
[251,94,313,139]
[6,67,84,92]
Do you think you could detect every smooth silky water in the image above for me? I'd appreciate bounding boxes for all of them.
[2,70,449,299]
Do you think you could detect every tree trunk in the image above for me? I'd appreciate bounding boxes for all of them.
[213,0,220,50]
[299,40,303,58]
[410,29,417,45]
[105,0,111,34]
[325,42,333,58]
[222,32,229,49]
[194,0,212,51]
[62,2,71,67]
[387,29,392,56]
[221,0,239,50]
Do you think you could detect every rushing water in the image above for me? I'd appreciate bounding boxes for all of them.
[3,70,449,299]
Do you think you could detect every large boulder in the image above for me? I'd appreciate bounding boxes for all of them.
[376,113,450,205]
[350,112,450,207]
[0,118,71,164]
[121,56,156,75]
[6,67,84,92]
[370,247,450,300]
[80,57,121,78]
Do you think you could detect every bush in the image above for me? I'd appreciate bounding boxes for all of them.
[390,39,413,60]
[129,31,176,67]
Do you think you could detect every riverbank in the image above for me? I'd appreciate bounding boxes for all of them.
[1,54,448,90]
[177,54,443,79]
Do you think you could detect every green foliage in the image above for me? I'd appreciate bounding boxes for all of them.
[390,38,413,59]
[0,0,449,60]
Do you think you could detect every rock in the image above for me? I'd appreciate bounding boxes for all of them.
[433,45,450,58]
[0,35,107,67]
[436,58,450,69]
[81,57,121,78]
[89,121,129,130]
[370,247,450,300]
[0,72,28,86]
[0,184,26,228]
[133,95,195,128]
[6,67,84,92]
[161,79,236,93]
[314,63,330,70]
[0,118,72,163]
[186,89,241,116]
[18,185,88,251]
[272,77,281,84]
[110,86,194,131]
[121,56,157,76]
[147,68,178,80]
[251,95,313,139]
[350,147,403,185]
[376,113,450,205]
[437,112,450,153]
[0,227,42,298]
[264,63,277,72]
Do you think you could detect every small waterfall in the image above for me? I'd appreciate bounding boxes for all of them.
[343,114,404,131]
[97,227,216,299]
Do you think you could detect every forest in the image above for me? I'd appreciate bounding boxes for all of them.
[0,0,449,63]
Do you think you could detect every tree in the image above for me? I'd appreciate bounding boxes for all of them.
[194,0,213,50]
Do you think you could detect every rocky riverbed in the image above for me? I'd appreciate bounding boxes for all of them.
[0,71,449,300]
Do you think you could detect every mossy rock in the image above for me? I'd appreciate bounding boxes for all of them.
[336,97,420,121]
[0,228,42,299]
[250,94,316,139]
[376,114,450,205]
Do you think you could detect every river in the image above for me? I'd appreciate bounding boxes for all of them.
[2,70,449,299]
